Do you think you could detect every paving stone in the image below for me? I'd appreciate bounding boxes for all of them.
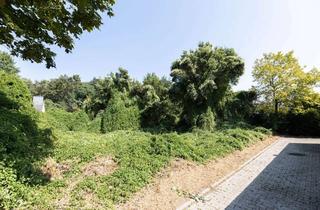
[180,137,320,210]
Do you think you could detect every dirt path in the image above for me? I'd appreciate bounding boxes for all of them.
[117,137,278,210]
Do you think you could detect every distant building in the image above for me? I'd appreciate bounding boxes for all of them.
[33,96,45,112]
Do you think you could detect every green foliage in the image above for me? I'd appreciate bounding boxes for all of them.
[0,51,19,74]
[101,92,140,132]
[0,162,28,209]
[34,127,269,208]
[87,114,103,133]
[252,51,320,135]
[280,109,320,136]
[143,73,171,100]
[86,68,135,117]
[141,99,180,131]
[0,71,32,111]
[100,114,107,134]
[170,42,244,129]
[42,107,90,132]
[69,111,90,131]
[0,72,54,207]
[0,0,115,68]
[30,75,83,111]
[224,90,257,121]
[253,127,272,135]
[132,83,160,109]
[113,68,132,92]
[253,51,320,114]
[197,107,216,131]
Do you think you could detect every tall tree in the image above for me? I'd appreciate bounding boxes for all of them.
[0,51,19,74]
[143,73,171,100]
[253,51,320,114]
[0,0,115,68]
[170,42,244,128]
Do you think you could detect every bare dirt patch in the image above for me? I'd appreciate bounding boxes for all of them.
[82,156,117,176]
[55,155,117,209]
[41,157,72,181]
[117,136,278,210]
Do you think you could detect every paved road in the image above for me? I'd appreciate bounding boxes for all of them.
[178,137,320,210]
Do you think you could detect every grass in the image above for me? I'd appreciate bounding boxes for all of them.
[5,127,271,209]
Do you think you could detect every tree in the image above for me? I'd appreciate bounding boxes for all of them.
[225,90,258,121]
[253,51,320,114]
[0,51,19,74]
[143,73,171,100]
[0,0,115,68]
[170,42,244,128]
[101,92,140,132]
[112,68,132,92]
[30,75,82,111]
[86,68,135,117]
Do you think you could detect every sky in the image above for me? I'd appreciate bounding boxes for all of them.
[4,0,320,90]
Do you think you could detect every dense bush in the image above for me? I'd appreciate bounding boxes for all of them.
[0,71,54,207]
[42,107,91,132]
[224,90,257,121]
[0,162,28,209]
[141,99,179,131]
[197,107,216,131]
[250,108,320,136]
[284,109,320,136]
[87,114,103,133]
[0,71,33,111]
[101,93,140,133]
[253,126,272,135]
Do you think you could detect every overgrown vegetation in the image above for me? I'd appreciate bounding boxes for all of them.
[10,128,270,209]
[0,43,319,208]
[0,71,54,209]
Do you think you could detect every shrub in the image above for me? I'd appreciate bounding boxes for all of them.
[285,109,320,136]
[87,113,103,133]
[0,71,33,112]
[42,107,72,131]
[0,162,28,209]
[251,108,320,136]
[141,99,179,131]
[197,107,216,131]
[0,71,54,207]
[69,110,90,131]
[101,93,140,132]
[43,107,91,132]
[253,127,272,135]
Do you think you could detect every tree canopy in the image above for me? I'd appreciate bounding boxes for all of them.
[170,42,244,128]
[0,51,19,74]
[253,51,320,114]
[0,0,115,68]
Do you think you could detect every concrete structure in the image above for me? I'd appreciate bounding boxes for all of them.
[32,96,45,112]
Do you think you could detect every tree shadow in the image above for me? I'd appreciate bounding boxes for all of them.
[226,142,320,210]
[0,91,54,186]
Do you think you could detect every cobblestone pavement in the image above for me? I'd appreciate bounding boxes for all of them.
[179,137,320,210]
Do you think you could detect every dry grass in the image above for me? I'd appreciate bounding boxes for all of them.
[41,157,71,181]
[82,156,117,177]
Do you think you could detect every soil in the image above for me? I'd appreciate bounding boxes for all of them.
[82,156,117,176]
[54,156,117,209]
[117,136,278,210]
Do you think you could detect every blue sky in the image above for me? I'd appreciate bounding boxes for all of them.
[5,0,320,90]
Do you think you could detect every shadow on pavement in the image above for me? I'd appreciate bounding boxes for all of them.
[226,143,320,210]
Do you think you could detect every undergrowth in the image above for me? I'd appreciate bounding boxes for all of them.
[17,127,271,209]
